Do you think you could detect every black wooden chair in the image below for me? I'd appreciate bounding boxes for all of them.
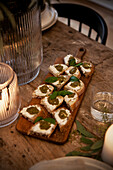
[52,3,108,45]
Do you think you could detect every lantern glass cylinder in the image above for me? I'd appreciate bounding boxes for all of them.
[0,62,20,127]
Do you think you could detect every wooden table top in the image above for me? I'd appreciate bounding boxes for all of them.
[0,21,113,170]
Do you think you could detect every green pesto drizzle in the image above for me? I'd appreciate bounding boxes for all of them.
[40,120,51,130]
[40,85,49,93]
[55,64,63,72]
[59,110,68,119]
[27,107,39,115]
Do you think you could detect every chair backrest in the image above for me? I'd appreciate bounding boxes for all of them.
[52,3,108,45]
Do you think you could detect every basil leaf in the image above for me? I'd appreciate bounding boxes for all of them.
[91,140,103,150]
[80,145,91,151]
[53,86,57,91]
[80,136,94,145]
[58,90,73,97]
[76,120,95,138]
[75,62,83,67]
[49,91,58,99]
[45,77,58,83]
[70,76,80,82]
[69,58,76,66]
[44,118,56,125]
[91,148,102,153]
[66,151,92,157]
[50,90,73,99]
[34,116,43,124]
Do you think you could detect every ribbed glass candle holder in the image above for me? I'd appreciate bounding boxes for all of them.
[0,62,21,127]
[0,1,43,85]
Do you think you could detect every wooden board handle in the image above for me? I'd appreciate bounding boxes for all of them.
[76,47,86,59]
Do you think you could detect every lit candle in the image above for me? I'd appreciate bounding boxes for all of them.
[0,62,20,128]
[101,124,113,166]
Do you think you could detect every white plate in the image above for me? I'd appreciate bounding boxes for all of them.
[41,4,58,31]
[30,156,113,170]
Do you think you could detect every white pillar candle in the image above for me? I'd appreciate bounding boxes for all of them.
[101,124,113,166]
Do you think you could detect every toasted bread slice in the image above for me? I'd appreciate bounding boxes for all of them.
[48,64,68,77]
[20,104,43,122]
[27,119,57,138]
[52,75,70,90]
[52,107,72,132]
[40,96,64,113]
[32,84,54,98]
[80,61,94,77]
[64,54,81,66]
[64,90,79,111]
[65,66,81,79]
[64,80,85,96]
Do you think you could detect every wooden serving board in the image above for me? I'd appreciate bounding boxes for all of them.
[16,54,94,144]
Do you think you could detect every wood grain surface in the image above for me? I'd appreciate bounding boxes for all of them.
[0,21,113,170]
